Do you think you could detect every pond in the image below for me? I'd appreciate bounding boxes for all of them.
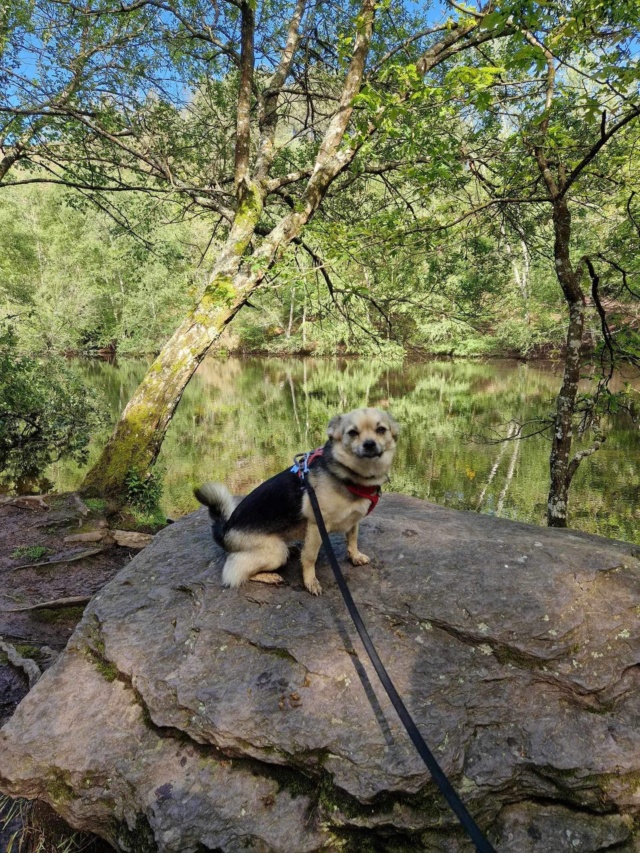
[47,355,640,545]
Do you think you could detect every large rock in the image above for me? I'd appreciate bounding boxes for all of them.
[1,495,639,852]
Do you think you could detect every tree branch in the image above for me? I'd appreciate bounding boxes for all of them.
[560,106,640,197]
[234,1,255,193]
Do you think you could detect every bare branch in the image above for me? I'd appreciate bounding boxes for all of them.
[560,105,640,197]
[234,1,255,193]
[255,0,307,182]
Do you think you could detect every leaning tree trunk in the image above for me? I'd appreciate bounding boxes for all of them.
[79,0,492,503]
[546,197,586,527]
[81,186,265,499]
[81,0,378,501]
[81,185,320,499]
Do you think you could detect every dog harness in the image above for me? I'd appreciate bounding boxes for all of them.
[291,447,380,515]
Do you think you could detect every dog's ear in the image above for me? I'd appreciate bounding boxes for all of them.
[385,412,400,439]
[327,414,343,440]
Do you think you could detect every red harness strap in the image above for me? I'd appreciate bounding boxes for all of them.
[305,447,325,468]
[293,447,380,515]
[344,483,380,515]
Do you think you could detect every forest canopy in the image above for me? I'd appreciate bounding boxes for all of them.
[1,0,639,523]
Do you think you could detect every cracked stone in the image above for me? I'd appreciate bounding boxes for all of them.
[1,495,639,852]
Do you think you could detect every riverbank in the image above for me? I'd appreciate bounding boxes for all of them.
[65,336,565,362]
[0,492,164,850]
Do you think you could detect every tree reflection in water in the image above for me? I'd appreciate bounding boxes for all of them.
[47,355,640,545]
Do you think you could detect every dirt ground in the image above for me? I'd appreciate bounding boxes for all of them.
[0,492,151,852]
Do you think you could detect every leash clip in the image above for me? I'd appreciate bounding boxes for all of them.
[290,451,310,480]
[291,447,324,481]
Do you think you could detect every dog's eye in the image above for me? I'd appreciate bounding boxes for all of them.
[376,426,387,434]
[347,429,359,437]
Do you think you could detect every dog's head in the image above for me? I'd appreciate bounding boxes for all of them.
[326,408,399,480]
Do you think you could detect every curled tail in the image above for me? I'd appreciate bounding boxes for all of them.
[194,483,236,549]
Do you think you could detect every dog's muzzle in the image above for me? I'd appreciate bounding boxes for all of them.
[358,440,382,458]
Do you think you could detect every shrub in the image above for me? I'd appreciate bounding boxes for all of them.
[0,325,103,489]
[124,467,163,512]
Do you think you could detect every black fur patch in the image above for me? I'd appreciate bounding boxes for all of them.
[223,468,306,536]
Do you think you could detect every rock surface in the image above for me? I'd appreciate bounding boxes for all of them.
[1,495,639,852]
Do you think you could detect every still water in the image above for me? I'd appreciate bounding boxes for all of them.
[49,355,640,544]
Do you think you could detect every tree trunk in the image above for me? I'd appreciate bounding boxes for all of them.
[0,149,21,182]
[286,288,294,338]
[78,0,488,502]
[501,225,531,323]
[81,186,265,498]
[546,198,586,527]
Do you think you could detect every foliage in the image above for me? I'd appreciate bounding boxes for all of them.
[124,467,163,513]
[0,325,104,488]
[0,0,639,516]
[0,185,212,355]
[10,545,49,560]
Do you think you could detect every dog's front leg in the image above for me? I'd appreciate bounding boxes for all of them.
[301,523,323,596]
[346,523,370,566]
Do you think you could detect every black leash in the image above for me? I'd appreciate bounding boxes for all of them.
[301,475,497,853]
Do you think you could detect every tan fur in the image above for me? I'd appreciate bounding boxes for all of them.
[219,530,289,587]
[203,408,398,595]
[298,405,398,594]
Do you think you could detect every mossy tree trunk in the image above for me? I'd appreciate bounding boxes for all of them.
[528,37,587,529]
[81,0,379,501]
[545,197,586,527]
[80,186,265,498]
[79,0,493,502]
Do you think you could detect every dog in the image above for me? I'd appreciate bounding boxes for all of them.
[194,407,399,595]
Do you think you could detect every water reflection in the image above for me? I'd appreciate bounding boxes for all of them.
[48,356,640,545]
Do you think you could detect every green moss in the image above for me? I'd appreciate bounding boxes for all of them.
[46,771,75,805]
[232,181,263,253]
[33,605,86,624]
[595,769,640,798]
[84,498,106,513]
[84,639,119,681]
[81,402,160,500]
[93,656,119,682]
[82,615,120,682]
[10,545,50,560]
[15,643,42,661]
[198,276,236,316]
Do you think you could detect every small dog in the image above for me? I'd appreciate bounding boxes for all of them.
[195,407,399,595]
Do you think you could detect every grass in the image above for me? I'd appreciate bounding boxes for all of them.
[129,505,167,531]
[0,795,106,853]
[115,504,167,534]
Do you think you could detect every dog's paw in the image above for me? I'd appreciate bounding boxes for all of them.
[348,551,370,566]
[251,572,284,585]
[304,577,323,596]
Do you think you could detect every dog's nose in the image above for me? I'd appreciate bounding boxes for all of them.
[362,439,377,451]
